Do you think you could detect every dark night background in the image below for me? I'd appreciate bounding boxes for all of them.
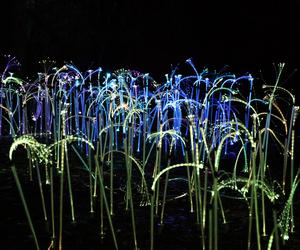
[1,0,300,84]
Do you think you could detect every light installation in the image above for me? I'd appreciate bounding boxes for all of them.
[1,55,299,250]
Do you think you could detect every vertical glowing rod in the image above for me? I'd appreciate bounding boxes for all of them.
[109,115,114,215]
[0,87,2,136]
[188,115,199,222]
[190,115,205,249]
[260,65,284,238]
[209,206,212,250]
[65,143,75,221]
[8,86,13,136]
[45,85,49,134]
[75,89,79,136]
[283,104,295,192]
[245,75,253,130]
[95,156,118,250]
[150,193,155,250]
[154,100,162,215]
[213,178,218,250]
[160,138,174,224]
[69,92,72,134]
[125,127,138,249]
[50,165,55,244]
[22,102,26,134]
[251,142,261,250]
[87,115,94,213]
[11,164,40,250]
[141,107,148,191]
[290,106,298,232]
[35,160,48,221]
[17,95,21,135]
[58,109,66,250]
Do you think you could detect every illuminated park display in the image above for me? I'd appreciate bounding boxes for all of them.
[0,55,299,249]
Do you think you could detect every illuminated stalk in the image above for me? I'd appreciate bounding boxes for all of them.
[255,119,267,238]
[109,118,114,215]
[34,160,48,221]
[251,144,261,250]
[28,150,33,181]
[245,75,253,130]
[278,171,299,242]
[95,155,118,250]
[22,99,26,134]
[58,111,66,250]
[260,160,267,236]
[188,116,199,222]
[11,164,40,250]
[218,189,226,224]
[125,133,138,249]
[272,208,280,250]
[213,178,218,250]
[92,157,99,198]
[99,155,104,237]
[202,164,208,232]
[33,101,38,136]
[94,140,104,236]
[17,95,21,135]
[87,119,94,213]
[50,165,56,244]
[282,105,294,192]
[287,107,298,234]
[290,128,296,232]
[93,134,102,198]
[209,206,212,250]
[199,118,216,235]
[260,66,286,237]
[44,84,50,135]
[8,86,13,136]
[189,115,205,249]
[124,118,138,249]
[75,89,80,136]
[40,98,43,135]
[114,117,119,149]
[150,194,155,250]
[0,88,2,136]
[124,121,132,210]
[141,111,147,191]
[282,137,289,194]
[185,152,194,213]
[150,100,163,250]
[65,143,75,221]
[154,101,162,215]
[160,139,174,224]
[56,96,62,170]
[262,63,284,178]
[80,93,86,144]
[247,186,254,250]
[155,140,162,216]
[137,122,141,153]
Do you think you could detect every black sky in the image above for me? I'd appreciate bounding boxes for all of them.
[1,0,300,81]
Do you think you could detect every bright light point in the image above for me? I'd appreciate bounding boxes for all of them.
[283,234,289,241]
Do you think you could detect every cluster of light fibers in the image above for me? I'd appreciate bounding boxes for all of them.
[9,135,51,164]
[278,171,300,241]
